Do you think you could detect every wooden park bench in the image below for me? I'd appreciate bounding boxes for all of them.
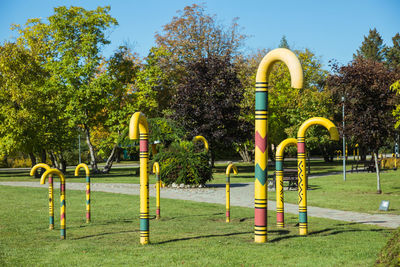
[273,169,298,190]
[351,160,380,173]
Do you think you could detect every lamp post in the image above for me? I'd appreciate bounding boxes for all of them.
[342,96,346,181]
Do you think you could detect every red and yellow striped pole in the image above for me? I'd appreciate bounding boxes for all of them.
[30,163,53,229]
[275,138,297,228]
[193,136,209,152]
[129,112,150,245]
[297,117,339,235]
[75,163,91,223]
[40,169,66,239]
[225,163,238,223]
[255,48,303,242]
[153,162,161,219]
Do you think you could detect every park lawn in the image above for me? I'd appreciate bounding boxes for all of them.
[0,185,392,267]
[269,170,400,215]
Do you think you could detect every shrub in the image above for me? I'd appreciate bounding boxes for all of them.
[152,140,212,185]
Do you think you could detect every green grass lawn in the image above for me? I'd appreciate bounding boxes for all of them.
[0,185,393,266]
[269,171,400,215]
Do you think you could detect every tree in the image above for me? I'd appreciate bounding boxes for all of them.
[327,58,400,193]
[279,35,290,49]
[385,33,400,70]
[171,55,244,165]
[13,6,118,173]
[354,28,386,62]
[391,80,400,128]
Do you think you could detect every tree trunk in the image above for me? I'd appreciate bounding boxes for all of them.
[57,152,67,173]
[102,144,119,174]
[84,124,99,173]
[41,149,47,165]
[49,152,59,169]
[374,152,382,194]
[238,144,252,162]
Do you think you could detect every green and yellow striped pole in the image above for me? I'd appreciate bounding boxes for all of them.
[255,48,303,243]
[129,112,150,245]
[153,162,161,220]
[75,163,91,223]
[193,135,209,152]
[297,117,339,235]
[30,163,53,229]
[275,138,297,228]
[41,169,67,239]
[225,163,238,223]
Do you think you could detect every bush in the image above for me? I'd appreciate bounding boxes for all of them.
[153,141,212,185]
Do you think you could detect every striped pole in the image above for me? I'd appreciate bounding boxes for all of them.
[297,117,339,235]
[193,136,209,152]
[153,162,161,219]
[275,138,297,228]
[255,48,303,243]
[75,163,91,223]
[40,168,66,239]
[225,163,238,223]
[130,112,150,245]
[30,163,53,229]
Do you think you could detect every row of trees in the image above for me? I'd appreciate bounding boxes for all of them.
[0,5,399,173]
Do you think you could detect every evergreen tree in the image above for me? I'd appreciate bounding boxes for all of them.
[385,33,400,69]
[278,35,290,49]
[354,28,386,61]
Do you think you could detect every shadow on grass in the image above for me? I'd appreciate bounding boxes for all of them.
[72,229,139,240]
[155,231,252,245]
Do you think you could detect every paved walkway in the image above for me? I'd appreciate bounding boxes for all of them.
[1,181,399,228]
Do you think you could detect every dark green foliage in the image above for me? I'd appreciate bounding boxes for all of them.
[148,117,185,146]
[153,141,212,185]
[375,227,400,266]
[385,33,400,70]
[355,28,386,62]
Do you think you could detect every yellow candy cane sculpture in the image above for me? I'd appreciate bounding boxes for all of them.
[40,168,67,239]
[74,163,91,223]
[297,117,339,235]
[255,48,303,243]
[30,163,53,229]
[153,162,161,219]
[225,163,238,223]
[193,135,209,152]
[275,138,297,228]
[129,112,150,245]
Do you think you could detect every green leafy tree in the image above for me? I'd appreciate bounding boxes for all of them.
[13,6,118,173]
[385,33,400,69]
[355,28,386,62]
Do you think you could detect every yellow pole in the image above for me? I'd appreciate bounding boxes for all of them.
[40,169,66,239]
[255,48,303,243]
[74,163,91,223]
[153,162,161,219]
[275,138,297,228]
[297,117,339,236]
[129,112,150,245]
[193,136,209,152]
[225,163,238,223]
[30,163,53,229]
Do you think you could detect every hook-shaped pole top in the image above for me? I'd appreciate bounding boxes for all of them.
[297,117,339,141]
[153,162,160,175]
[226,163,238,177]
[193,135,209,152]
[129,112,149,140]
[276,138,297,158]
[256,48,303,89]
[40,169,65,185]
[30,163,51,176]
[75,163,90,176]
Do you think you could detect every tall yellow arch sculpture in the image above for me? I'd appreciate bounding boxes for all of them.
[255,48,303,243]
[30,163,53,229]
[275,138,297,228]
[129,112,150,245]
[297,117,339,235]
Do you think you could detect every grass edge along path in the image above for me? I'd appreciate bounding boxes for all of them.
[0,185,393,266]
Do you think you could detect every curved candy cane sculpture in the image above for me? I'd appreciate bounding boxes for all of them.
[129,112,150,245]
[30,163,53,229]
[297,117,339,235]
[255,48,303,243]
[153,162,161,220]
[225,163,238,223]
[75,163,91,223]
[193,135,209,152]
[41,168,67,239]
[275,138,297,228]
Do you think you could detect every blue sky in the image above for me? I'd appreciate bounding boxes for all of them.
[0,0,399,68]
